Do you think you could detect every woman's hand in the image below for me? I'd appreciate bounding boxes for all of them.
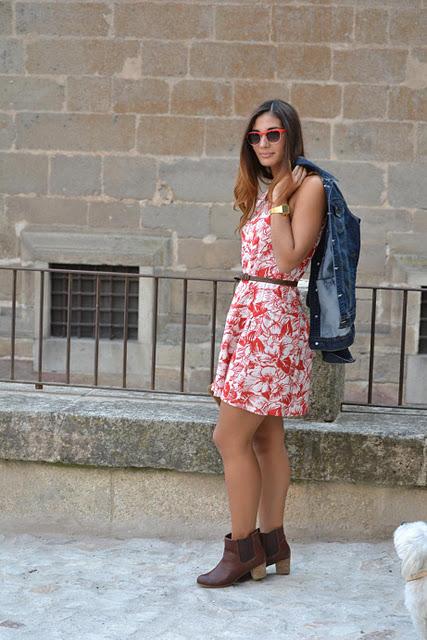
[271,165,308,206]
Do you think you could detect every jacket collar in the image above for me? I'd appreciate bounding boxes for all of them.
[294,156,338,183]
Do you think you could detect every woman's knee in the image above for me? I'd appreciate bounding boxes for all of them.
[252,419,285,455]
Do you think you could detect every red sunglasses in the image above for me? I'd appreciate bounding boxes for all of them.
[246,128,286,146]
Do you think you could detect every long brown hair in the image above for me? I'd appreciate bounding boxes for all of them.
[233,99,305,235]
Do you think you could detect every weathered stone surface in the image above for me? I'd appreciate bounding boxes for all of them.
[0,385,425,488]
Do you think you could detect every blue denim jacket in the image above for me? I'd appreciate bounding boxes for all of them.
[294,156,361,364]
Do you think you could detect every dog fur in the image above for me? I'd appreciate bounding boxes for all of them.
[393,521,427,639]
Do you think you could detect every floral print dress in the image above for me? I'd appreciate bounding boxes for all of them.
[209,189,323,417]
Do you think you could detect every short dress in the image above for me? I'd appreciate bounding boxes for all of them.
[209,189,323,417]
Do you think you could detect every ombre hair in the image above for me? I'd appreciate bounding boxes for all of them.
[233,99,305,235]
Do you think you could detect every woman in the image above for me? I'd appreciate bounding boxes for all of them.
[197,99,327,588]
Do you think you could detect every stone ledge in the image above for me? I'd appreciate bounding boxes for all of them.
[0,384,426,488]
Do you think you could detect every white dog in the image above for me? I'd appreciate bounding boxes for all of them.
[394,521,427,639]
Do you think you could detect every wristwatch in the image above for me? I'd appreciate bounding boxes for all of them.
[269,203,290,216]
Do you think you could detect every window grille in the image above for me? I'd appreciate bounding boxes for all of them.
[420,287,427,354]
[50,263,139,340]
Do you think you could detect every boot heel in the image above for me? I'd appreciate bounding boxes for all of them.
[250,562,267,580]
[275,557,290,575]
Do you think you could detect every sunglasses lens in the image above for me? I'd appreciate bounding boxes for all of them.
[247,132,260,145]
[267,130,281,142]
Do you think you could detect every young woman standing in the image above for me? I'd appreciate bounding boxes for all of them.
[197,99,327,588]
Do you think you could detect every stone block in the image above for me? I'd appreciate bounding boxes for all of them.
[0,113,14,149]
[142,203,210,238]
[103,156,156,199]
[334,122,413,161]
[417,123,427,160]
[343,84,388,119]
[141,40,187,77]
[291,83,341,118]
[300,120,331,158]
[0,38,23,73]
[333,48,407,83]
[0,214,19,260]
[317,161,385,206]
[159,158,236,202]
[16,113,135,152]
[413,210,427,233]
[0,152,48,194]
[137,115,204,156]
[171,79,232,116]
[388,86,427,121]
[114,2,213,39]
[277,44,331,80]
[50,155,101,197]
[389,8,427,46]
[190,42,275,79]
[215,5,270,41]
[354,8,388,44]
[6,195,87,228]
[357,242,387,278]
[357,208,413,243]
[0,75,65,111]
[112,78,169,114]
[210,203,241,240]
[87,202,141,230]
[0,388,425,489]
[16,2,111,36]
[177,238,240,270]
[272,5,353,43]
[305,352,344,422]
[387,232,425,256]
[25,38,139,75]
[205,118,247,157]
[67,76,111,113]
[234,81,290,117]
[388,163,427,208]
[19,229,170,267]
[0,2,12,34]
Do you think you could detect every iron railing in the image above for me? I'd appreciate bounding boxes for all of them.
[0,265,425,410]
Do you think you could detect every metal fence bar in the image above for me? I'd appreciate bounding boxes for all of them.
[210,280,218,384]
[94,274,100,386]
[398,289,408,406]
[0,265,425,411]
[10,269,17,381]
[150,276,159,391]
[35,270,45,389]
[180,278,188,393]
[65,272,72,384]
[367,287,377,405]
[122,274,129,388]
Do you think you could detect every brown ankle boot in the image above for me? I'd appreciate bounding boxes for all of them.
[260,525,291,574]
[196,528,267,588]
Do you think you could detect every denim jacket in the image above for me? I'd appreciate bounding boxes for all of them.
[294,156,361,364]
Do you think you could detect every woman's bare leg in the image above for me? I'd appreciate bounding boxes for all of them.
[213,400,266,539]
[252,416,291,531]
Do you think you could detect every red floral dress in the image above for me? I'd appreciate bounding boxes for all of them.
[209,189,322,417]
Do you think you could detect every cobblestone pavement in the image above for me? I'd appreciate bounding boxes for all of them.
[0,533,416,640]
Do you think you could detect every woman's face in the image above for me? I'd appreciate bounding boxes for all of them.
[249,112,286,176]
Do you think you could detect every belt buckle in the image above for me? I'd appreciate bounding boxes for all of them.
[241,273,250,281]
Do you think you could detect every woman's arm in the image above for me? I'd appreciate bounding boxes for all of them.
[270,174,327,274]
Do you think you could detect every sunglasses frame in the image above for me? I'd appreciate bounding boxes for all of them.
[246,127,287,146]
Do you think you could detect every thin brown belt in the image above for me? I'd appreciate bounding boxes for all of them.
[234,273,299,287]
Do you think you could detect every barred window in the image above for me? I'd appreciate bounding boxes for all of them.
[50,263,139,340]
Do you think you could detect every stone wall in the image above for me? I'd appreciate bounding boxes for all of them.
[0,1,426,402]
